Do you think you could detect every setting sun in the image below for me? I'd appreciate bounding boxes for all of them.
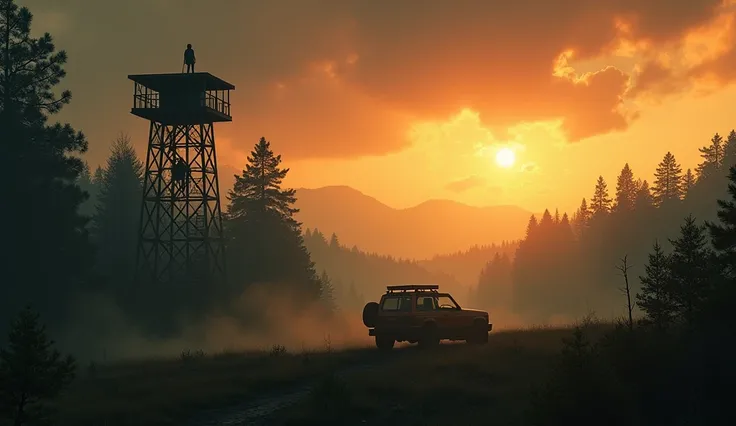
[495,148,516,168]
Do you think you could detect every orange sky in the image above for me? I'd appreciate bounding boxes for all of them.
[21,0,736,214]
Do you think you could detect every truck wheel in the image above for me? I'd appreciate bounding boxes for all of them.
[375,335,394,350]
[418,323,440,348]
[468,321,489,345]
[362,302,379,327]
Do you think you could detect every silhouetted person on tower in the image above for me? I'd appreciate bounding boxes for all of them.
[184,44,196,73]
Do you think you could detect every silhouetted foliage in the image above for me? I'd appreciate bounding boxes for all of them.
[91,133,143,304]
[636,241,674,329]
[318,270,337,315]
[304,228,467,308]
[590,176,612,216]
[226,137,321,303]
[652,151,683,207]
[475,252,513,309]
[0,0,91,339]
[614,163,636,212]
[667,215,713,326]
[420,241,518,287]
[76,161,98,219]
[0,307,76,426]
[532,157,736,426]
[697,133,723,179]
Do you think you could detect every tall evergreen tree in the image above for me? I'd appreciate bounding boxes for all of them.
[705,166,736,328]
[590,176,612,216]
[0,0,91,337]
[707,166,736,276]
[697,133,723,179]
[636,241,675,329]
[668,215,712,326]
[614,163,636,212]
[329,233,340,250]
[92,134,143,298]
[76,161,98,219]
[652,152,683,206]
[724,130,736,169]
[634,179,654,209]
[0,307,76,425]
[92,165,104,186]
[572,198,590,236]
[682,168,696,199]
[525,215,538,239]
[227,137,321,300]
[318,270,337,315]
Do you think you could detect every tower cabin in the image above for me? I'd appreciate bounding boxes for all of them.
[128,72,235,125]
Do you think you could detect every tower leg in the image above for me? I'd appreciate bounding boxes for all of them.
[136,121,226,289]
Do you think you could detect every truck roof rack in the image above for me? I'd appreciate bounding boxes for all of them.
[386,284,439,293]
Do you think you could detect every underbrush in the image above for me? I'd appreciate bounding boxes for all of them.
[54,343,375,426]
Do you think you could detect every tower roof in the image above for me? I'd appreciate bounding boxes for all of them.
[128,72,235,92]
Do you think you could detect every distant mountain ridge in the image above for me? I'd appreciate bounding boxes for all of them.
[293,185,531,259]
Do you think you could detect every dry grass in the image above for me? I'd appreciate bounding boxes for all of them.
[54,344,377,426]
[52,321,613,426]
[277,322,614,426]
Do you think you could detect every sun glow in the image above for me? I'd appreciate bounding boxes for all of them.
[495,148,516,168]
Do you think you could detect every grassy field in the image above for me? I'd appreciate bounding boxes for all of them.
[54,344,378,426]
[53,323,611,426]
[276,324,613,426]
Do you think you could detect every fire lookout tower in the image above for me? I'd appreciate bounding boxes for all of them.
[128,72,234,286]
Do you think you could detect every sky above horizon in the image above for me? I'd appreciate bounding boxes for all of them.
[20,0,736,214]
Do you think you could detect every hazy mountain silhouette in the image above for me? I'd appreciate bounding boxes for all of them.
[293,185,531,259]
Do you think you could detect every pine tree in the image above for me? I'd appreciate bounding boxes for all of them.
[682,168,696,198]
[652,152,683,206]
[91,134,143,297]
[634,179,654,209]
[227,137,321,300]
[724,130,736,169]
[0,307,76,425]
[572,198,590,236]
[329,233,340,250]
[614,163,636,212]
[559,213,574,242]
[76,161,98,219]
[539,209,554,231]
[696,133,723,179]
[590,176,612,216]
[0,0,91,336]
[228,137,298,225]
[704,166,736,327]
[707,166,736,275]
[525,215,538,239]
[93,166,104,186]
[668,215,712,325]
[636,241,675,329]
[318,270,337,315]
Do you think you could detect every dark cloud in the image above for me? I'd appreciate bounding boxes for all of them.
[19,0,728,165]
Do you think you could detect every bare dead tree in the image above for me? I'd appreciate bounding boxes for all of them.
[615,255,634,332]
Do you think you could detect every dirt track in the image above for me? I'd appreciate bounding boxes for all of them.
[187,346,418,426]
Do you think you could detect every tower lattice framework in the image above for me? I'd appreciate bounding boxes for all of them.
[138,122,225,283]
[128,72,234,286]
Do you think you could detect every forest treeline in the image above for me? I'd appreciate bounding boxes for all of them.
[530,164,736,425]
[472,132,736,323]
[303,230,475,310]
